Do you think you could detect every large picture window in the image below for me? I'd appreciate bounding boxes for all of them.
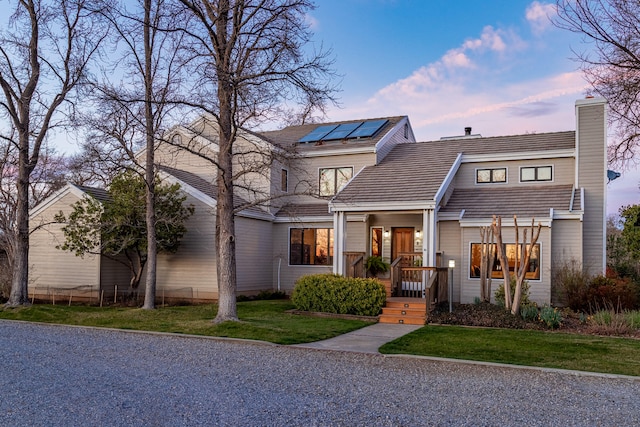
[319,167,353,196]
[470,243,540,280]
[289,228,333,265]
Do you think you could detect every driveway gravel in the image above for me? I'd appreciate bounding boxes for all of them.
[1,320,639,426]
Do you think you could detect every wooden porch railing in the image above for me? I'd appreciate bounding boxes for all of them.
[344,251,365,278]
[389,251,449,318]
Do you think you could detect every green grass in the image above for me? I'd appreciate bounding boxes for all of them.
[379,325,640,377]
[0,300,373,345]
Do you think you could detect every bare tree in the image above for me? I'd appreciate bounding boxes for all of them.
[492,215,541,315]
[82,0,186,309]
[555,0,640,165]
[0,138,68,299]
[175,0,337,323]
[0,0,106,306]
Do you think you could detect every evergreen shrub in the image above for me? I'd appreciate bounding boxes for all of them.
[291,274,386,316]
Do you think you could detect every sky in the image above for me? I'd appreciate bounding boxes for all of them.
[304,0,638,216]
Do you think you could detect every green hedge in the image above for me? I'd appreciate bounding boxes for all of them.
[291,274,386,316]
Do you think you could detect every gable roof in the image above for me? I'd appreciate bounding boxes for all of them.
[257,116,407,152]
[157,165,272,220]
[330,131,576,210]
[29,183,108,219]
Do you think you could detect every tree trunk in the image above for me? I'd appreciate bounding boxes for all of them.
[7,186,30,306]
[6,135,32,306]
[492,215,511,311]
[142,0,156,310]
[212,0,238,323]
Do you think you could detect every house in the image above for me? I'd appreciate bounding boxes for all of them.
[28,98,607,307]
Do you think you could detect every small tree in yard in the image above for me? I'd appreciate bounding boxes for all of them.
[491,215,541,316]
[478,225,496,302]
[56,171,194,294]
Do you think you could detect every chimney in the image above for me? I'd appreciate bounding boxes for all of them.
[464,127,472,136]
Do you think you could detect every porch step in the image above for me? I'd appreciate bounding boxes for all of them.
[379,299,426,325]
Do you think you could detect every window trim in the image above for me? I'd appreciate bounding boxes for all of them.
[519,165,553,183]
[318,166,354,197]
[468,242,541,281]
[475,167,508,184]
[288,227,334,266]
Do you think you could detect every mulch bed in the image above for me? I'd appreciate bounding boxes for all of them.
[428,302,640,338]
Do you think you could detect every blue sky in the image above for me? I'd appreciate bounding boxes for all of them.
[306,0,639,216]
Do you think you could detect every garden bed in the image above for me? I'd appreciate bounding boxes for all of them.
[429,302,640,338]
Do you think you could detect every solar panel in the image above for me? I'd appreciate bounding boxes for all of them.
[347,119,388,138]
[298,124,338,143]
[321,122,364,141]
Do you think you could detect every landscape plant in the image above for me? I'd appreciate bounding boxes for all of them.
[365,256,390,277]
[495,276,530,309]
[539,305,562,329]
[292,274,386,316]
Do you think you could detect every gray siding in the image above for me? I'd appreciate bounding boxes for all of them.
[437,220,462,302]
[454,157,575,189]
[286,152,377,205]
[236,216,274,294]
[148,193,218,300]
[550,219,583,304]
[376,119,413,163]
[271,221,333,293]
[577,100,607,273]
[458,224,551,305]
[155,142,217,182]
[29,192,102,298]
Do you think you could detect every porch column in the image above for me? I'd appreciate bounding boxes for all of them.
[333,211,346,275]
[422,209,437,267]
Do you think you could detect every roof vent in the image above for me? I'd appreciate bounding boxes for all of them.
[464,127,472,136]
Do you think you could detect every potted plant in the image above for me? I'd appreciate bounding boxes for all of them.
[365,256,390,278]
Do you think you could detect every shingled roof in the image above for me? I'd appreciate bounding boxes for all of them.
[440,185,579,219]
[75,185,110,203]
[257,116,406,152]
[158,165,267,216]
[331,131,576,206]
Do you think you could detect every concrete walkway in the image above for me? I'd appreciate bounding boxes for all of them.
[292,322,421,353]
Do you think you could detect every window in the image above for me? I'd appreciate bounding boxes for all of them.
[371,227,383,257]
[319,167,353,196]
[520,166,552,182]
[281,169,288,192]
[289,228,333,265]
[470,243,540,280]
[476,168,506,184]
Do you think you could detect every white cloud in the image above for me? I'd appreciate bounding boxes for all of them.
[305,13,319,31]
[526,1,556,34]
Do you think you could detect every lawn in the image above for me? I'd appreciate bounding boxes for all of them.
[379,325,640,377]
[4,301,640,377]
[0,300,374,345]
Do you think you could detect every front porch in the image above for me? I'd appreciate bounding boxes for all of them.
[344,251,450,325]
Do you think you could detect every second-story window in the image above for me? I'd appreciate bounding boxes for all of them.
[281,169,288,192]
[521,166,552,182]
[476,168,506,184]
[319,167,353,196]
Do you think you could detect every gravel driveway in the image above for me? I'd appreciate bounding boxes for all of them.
[1,320,639,426]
